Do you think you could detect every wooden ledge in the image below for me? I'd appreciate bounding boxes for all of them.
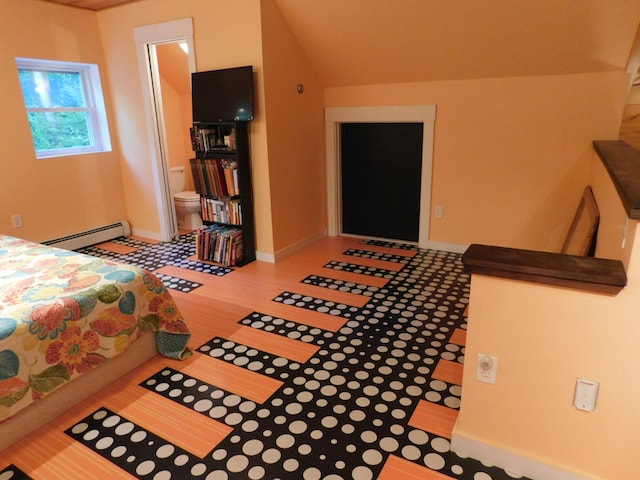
[593,140,640,219]
[462,244,627,295]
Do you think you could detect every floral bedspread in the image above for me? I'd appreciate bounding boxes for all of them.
[0,235,191,423]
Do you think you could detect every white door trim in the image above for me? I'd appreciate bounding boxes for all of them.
[325,105,436,248]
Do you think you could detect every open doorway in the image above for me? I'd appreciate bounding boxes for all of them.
[134,19,196,242]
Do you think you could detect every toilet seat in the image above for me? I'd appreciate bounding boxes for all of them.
[173,191,200,203]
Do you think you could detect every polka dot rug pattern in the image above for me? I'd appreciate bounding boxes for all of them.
[66,408,202,478]
[272,292,361,319]
[64,242,530,480]
[75,234,231,292]
[0,464,32,480]
[323,260,396,279]
[198,338,302,380]
[153,272,203,293]
[360,239,419,251]
[301,275,379,297]
[342,249,411,265]
[140,367,260,428]
[239,312,334,345]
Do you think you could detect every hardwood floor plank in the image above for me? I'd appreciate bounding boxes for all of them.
[178,355,283,404]
[408,401,458,439]
[221,325,319,363]
[432,359,464,385]
[93,241,139,254]
[378,454,455,480]
[21,442,134,479]
[103,387,232,458]
[449,328,467,346]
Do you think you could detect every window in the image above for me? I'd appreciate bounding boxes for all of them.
[16,58,111,159]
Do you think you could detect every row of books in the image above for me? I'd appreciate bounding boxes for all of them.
[190,125,237,152]
[195,224,244,267]
[200,197,243,225]
[190,158,239,198]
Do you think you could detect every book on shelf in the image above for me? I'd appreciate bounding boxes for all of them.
[189,158,240,198]
[200,197,242,225]
[195,224,244,266]
[191,125,237,152]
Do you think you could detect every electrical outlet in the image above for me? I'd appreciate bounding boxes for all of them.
[477,354,498,384]
[434,206,444,219]
[11,214,22,228]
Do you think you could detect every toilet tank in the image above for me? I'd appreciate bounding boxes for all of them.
[169,166,185,194]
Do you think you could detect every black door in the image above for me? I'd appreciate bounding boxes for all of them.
[341,123,423,242]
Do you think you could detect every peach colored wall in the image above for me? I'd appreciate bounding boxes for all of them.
[157,43,193,191]
[326,72,629,252]
[0,0,127,242]
[161,79,193,191]
[260,0,327,255]
[454,156,640,478]
[97,0,270,247]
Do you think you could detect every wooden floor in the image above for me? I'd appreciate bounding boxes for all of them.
[0,235,499,480]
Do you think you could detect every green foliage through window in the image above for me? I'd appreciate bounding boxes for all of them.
[15,58,111,158]
[27,112,91,150]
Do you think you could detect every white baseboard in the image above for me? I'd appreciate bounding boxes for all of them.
[451,430,598,480]
[423,240,469,254]
[255,250,276,263]
[252,234,466,263]
[256,230,327,264]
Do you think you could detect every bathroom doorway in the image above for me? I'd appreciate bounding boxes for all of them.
[134,19,196,242]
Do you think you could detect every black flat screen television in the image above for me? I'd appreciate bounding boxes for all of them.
[191,66,254,122]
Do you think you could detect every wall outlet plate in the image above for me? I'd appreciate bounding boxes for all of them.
[11,214,22,228]
[477,354,498,384]
[574,377,599,412]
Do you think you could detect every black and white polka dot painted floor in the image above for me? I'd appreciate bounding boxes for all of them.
[62,240,530,480]
[76,234,232,293]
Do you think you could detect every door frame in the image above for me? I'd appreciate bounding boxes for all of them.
[134,18,196,242]
[325,105,436,248]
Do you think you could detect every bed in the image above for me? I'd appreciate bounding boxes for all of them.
[0,234,191,450]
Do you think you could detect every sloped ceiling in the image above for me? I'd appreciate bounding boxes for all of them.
[156,43,190,95]
[38,0,140,9]
[37,0,640,87]
[272,0,640,87]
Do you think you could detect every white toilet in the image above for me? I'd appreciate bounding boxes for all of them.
[169,166,202,230]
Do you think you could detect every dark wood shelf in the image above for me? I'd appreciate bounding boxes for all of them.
[593,140,640,219]
[191,121,255,267]
[462,244,627,295]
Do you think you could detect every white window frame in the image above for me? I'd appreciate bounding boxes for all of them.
[15,57,112,159]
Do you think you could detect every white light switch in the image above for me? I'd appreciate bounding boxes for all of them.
[573,378,599,412]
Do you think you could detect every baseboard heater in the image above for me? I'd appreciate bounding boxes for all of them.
[42,221,131,251]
